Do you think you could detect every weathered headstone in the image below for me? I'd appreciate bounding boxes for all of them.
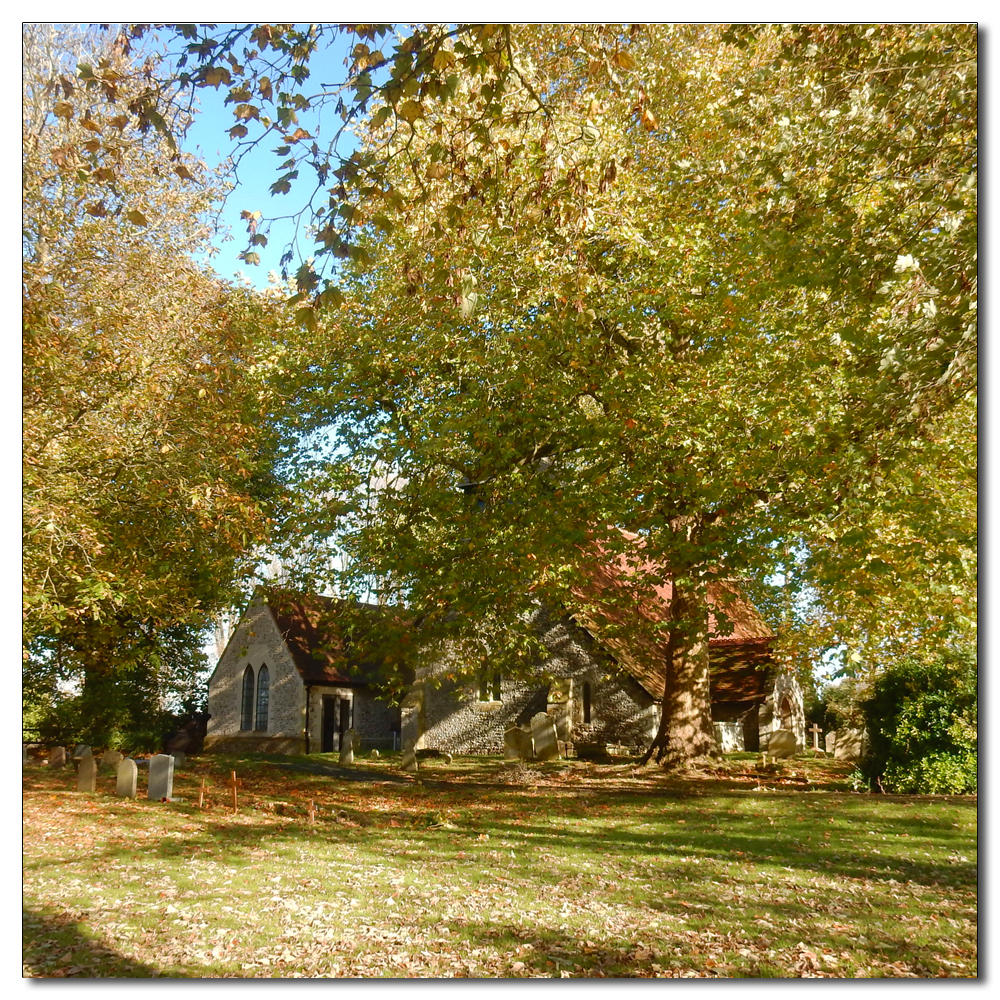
[48,746,66,769]
[71,745,92,772]
[340,728,356,765]
[116,758,138,798]
[530,712,560,761]
[77,752,97,793]
[147,754,175,801]
[713,721,744,753]
[369,748,380,759]
[400,742,419,773]
[504,727,526,761]
[763,729,798,759]
[441,752,453,765]
[100,750,124,772]
[825,731,837,754]
[833,728,864,761]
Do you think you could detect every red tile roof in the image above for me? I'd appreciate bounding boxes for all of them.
[569,531,775,699]
[264,592,402,686]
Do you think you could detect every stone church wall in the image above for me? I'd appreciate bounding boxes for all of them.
[407,609,659,755]
[205,601,307,753]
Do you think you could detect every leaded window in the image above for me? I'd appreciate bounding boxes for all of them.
[255,665,270,731]
[241,666,255,730]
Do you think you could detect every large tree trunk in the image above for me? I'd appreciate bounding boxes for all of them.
[641,572,718,765]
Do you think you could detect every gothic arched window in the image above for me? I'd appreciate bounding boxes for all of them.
[241,666,255,731]
[255,666,270,731]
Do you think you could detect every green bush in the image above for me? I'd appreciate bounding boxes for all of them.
[860,647,977,794]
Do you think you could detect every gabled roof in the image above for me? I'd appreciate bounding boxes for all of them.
[569,532,775,699]
[264,592,404,687]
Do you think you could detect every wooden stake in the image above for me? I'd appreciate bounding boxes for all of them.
[308,799,316,824]
[198,777,205,809]
[228,770,239,813]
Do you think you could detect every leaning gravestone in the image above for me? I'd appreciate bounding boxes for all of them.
[530,713,560,761]
[764,729,798,759]
[116,758,138,798]
[147,754,175,801]
[340,729,356,766]
[100,750,124,772]
[400,743,419,773]
[49,746,66,769]
[77,751,97,793]
[833,728,864,761]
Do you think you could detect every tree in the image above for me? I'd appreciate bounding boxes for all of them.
[76,24,975,762]
[22,25,299,737]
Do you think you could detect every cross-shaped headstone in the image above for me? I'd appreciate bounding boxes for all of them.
[808,722,823,750]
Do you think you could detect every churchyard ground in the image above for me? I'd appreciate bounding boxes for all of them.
[22,751,976,978]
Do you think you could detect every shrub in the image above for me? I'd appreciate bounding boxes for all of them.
[860,647,977,794]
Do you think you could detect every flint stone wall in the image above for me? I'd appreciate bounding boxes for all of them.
[206,600,306,745]
[409,608,658,755]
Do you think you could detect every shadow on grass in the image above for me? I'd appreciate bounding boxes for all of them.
[23,906,166,978]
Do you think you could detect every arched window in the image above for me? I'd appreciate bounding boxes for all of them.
[583,682,592,724]
[241,666,255,731]
[255,666,270,731]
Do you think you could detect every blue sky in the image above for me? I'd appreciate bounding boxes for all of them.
[175,26,358,287]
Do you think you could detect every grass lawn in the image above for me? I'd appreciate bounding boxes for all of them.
[22,750,977,978]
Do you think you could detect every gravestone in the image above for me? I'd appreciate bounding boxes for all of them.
[504,727,526,761]
[400,743,419,773]
[370,749,380,759]
[48,746,66,769]
[72,745,92,772]
[147,754,175,801]
[116,758,138,798]
[340,729,356,765]
[100,750,124,772]
[763,729,798,759]
[825,731,837,754]
[808,723,823,751]
[713,721,744,753]
[441,752,453,765]
[77,752,97,793]
[833,728,864,761]
[530,712,560,761]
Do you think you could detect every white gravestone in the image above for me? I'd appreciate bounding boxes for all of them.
[147,754,175,801]
[77,751,97,792]
[116,758,138,798]
[49,746,66,769]
[340,729,356,765]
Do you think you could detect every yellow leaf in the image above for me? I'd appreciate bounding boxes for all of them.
[125,210,149,226]
[397,100,423,124]
[53,102,73,119]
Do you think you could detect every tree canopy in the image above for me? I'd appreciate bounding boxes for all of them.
[24,23,977,759]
